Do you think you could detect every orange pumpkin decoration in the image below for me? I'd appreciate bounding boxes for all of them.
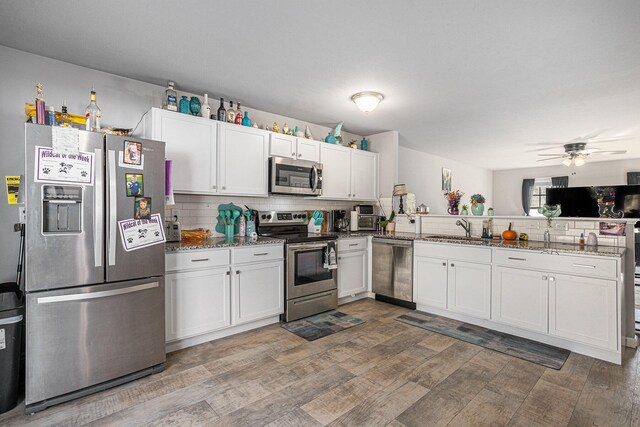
[502,223,517,240]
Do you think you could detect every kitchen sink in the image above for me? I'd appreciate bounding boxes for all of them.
[421,234,487,242]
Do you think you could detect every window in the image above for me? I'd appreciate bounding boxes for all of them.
[529,177,552,216]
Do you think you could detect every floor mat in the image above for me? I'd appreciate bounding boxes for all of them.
[282,310,365,341]
[397,310,570,369]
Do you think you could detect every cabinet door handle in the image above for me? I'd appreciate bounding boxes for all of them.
[549,276,555,281]
[442,262,447,266]
[235,270,240,275]
[573,263,596,269]
[222,186,226,190]
[507,257,526,261]
[292,152,296,156]
[450,263,455,267]
[338,256,342,260]
[542,275,548,280]
[226,270,230,275]
[349,243,358,247]
[191,258,210,262]
[212,185,217,189]
[298,153,302,157]
[253,252,269,256]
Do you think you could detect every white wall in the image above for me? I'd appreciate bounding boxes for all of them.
[0,45,361,283]
[398,146,494,215]
[368,130,398,198]
[493,159,640,215]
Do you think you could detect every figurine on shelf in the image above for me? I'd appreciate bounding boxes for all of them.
[272,122,280,133]
[294,126,304,137]
[349,140,358,149]
[282,123,290,135]
[333,121,344,144]
[304,125,313,140]
[252,122,259,128]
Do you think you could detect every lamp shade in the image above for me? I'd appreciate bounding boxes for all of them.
[351,91,384,113]
[393,184,407,196]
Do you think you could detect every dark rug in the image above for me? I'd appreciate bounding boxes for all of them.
[282,310,365,341]
[397,311,570,369]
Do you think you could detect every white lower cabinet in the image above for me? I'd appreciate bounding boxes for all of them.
[414,256,448,309]
[549,273,617,350]
[165,267,231,342]
[492,266,548,333]
[338,249,367,298]
[447,261,492,319]
[233,261,284,325]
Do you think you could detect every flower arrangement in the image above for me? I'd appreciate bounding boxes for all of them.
[470,194,486,207]
[444,190,464,215]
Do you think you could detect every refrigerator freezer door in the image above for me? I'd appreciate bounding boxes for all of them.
[26,277,165,406]
[106,134,165,282]
[25,124,105,292]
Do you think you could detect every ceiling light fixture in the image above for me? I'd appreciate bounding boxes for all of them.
[562,158,573,167]
[574,155,586,167]
[351,91,384,113]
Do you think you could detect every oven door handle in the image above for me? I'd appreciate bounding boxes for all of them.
[311,165,319,192]
[288,241,334,251]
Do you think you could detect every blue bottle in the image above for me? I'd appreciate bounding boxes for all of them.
[242,111,252,127]
[325,132,336,144]
[179,96,190,114]
[361,137,368,151]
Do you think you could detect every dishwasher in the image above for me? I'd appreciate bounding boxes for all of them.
[372,238,416,309]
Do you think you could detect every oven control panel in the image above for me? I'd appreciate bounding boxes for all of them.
[257,210,309,225]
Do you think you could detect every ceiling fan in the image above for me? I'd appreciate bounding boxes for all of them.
[535,130,628,166]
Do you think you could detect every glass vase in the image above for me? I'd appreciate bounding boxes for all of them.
[178,96,190,114]
[471,203,485,216]
[189,96,201,116]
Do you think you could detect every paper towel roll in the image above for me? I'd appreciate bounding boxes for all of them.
[165,159,175,206]
[350,211,359,231]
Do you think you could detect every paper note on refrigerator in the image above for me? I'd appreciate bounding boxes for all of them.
[34,146,94,186]
[118,213,166,252]
[51,126,80,155]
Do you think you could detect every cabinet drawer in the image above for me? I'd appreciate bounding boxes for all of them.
[166,249,230,272]
[493,249,618,279]
[415,242,491,264]
[233,245,284,264]
[338,237,368,252]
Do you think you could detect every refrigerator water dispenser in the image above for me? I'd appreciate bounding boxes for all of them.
[42,185,82,233]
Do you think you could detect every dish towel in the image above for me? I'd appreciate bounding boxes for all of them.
[165,159,175,206]
[324,245,337,270]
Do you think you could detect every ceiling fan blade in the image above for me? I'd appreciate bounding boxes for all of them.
[583,136,635,144]
[581,129,611,140]
[536,156,566,162]
[588,150,627,155]
[537,153,567,156]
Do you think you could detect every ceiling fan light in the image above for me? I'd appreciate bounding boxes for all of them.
[562,158,573,167]
[574,156,586,167]
[351,91,384,113]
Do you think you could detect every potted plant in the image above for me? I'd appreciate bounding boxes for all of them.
[470,194,486,216]
[380,211,396,234]
[461,204,469,215]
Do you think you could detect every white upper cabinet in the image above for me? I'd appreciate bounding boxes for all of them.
[145,108,217,194]
[269,134,320,163]
[351,150,378,201]
[218,123,269,196]
[320,144,352,199]
[269,133,297,159]
[296,139,320,162]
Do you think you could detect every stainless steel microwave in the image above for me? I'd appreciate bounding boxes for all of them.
[269,157,323,196]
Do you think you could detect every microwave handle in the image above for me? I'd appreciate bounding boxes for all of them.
[311,165,319,192]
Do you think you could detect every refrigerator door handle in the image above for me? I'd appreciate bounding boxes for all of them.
[37,282,159,304]
[108,150,117,266]
[94,148,103,267]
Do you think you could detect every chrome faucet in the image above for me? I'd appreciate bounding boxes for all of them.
[456,218,471,238]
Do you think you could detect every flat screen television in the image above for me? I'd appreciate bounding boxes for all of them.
[546,185,640,218]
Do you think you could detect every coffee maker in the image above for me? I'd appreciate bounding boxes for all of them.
[332,210,350,232]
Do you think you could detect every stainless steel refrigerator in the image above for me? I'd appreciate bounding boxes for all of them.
[23,123,166,413]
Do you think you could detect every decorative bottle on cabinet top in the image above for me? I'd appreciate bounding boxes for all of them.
[201,93,211,119]
[179,96,190,114]
[217,98,226,121]
[226,101,236,123]
[189,96,201,116]
[235,103,243,125]
[85,88,101,131]
[242,111,252,127]
[163,81,178,111]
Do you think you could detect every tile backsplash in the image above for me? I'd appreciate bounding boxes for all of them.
[417,216,629,247]
[166,194,363,234]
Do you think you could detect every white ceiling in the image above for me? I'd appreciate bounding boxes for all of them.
[1,0,639,170]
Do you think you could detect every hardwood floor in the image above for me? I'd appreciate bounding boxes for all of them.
[2,299,639,427]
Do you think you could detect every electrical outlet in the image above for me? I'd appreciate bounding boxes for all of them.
[18,207,26,223]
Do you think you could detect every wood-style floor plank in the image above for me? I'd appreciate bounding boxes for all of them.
[1,299,637,427]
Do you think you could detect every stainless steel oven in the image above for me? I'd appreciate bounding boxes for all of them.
[285,240,337,321]
[269,156,322,196]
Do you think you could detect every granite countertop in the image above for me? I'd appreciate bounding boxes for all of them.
[165,236,284,252]
[330,231,626,258]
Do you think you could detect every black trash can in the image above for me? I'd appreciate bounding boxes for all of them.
[0,285,24,415]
